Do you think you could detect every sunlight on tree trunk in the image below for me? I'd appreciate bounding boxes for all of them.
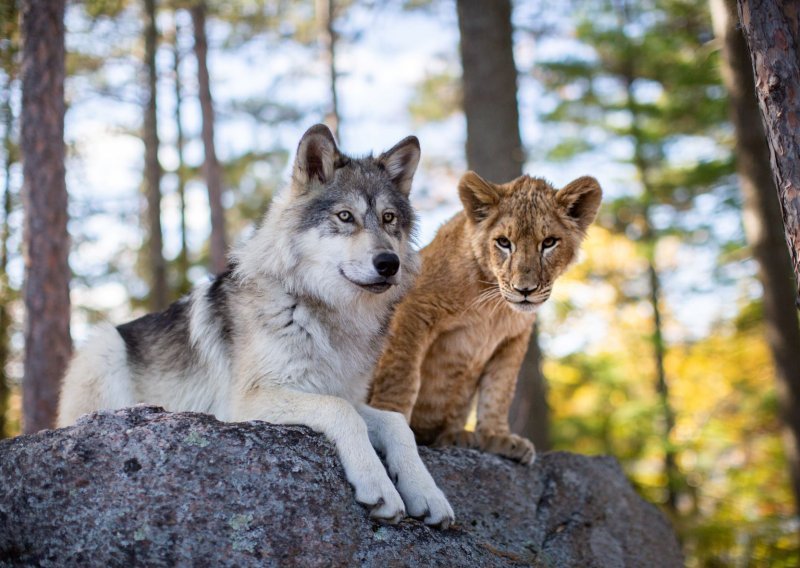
[456,0,548,448]
[20,0,71,433]
[191,1,227,276]
[144,0,168,311]
[714,0,800,517]
[316,0,340,143]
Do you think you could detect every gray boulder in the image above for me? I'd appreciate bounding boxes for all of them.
[0,406,682,567]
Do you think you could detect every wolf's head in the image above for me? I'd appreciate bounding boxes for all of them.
[242,124,420,306]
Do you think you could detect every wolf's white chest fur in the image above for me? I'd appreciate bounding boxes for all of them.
[236,278,385,403]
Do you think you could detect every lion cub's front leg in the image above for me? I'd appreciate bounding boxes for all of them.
[475,330,537,465]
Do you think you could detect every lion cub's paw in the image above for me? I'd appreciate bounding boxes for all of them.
[352,469,406,524]
[434,429,479,449]
[479,432,536,465]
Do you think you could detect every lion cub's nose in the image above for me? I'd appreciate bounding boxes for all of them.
[513,285,538,296]
[373,252,400,277]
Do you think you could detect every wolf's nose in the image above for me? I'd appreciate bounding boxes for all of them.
[373,253,400,277]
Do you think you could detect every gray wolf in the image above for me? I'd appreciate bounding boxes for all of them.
[58,124,454,527]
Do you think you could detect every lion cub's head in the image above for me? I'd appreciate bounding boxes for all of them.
[458,172,602,314]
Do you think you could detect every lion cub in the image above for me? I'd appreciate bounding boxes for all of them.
[369,172,602,464]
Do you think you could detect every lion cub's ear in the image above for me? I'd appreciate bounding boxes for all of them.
[293,124,340,191]
[556,176,603,232]
[378,136,421,197]
[458,171,501,223]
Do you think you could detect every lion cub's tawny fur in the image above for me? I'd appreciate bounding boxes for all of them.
[369,172,602,464]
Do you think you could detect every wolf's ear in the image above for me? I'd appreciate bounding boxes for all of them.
[377,136,421,197]
[293,124,339,190]
[458,171,500,223]
[556,176,603,232]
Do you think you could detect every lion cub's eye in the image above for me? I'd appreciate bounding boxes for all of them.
[382,211,396,224]
[542,237,558,249]
[495,237,512,250]
[337,211,354,223]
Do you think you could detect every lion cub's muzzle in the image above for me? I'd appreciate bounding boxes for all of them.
[503,282,552,312]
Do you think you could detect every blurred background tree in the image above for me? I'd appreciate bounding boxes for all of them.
[4,0,799,564]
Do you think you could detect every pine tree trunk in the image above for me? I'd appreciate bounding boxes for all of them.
[20,0,71,433]
[736,0,800,304]
[456,0,548,447]
[715,0,800,515]
[144,0,168,311]
[0,75,14,438]
[190,1,227,276]
[317,0,340,142]
[172,18,190,297]
[622,60,680,511]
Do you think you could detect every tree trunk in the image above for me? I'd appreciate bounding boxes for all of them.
[736,0,800,304]
[647,253,678,511]
[317,0,340,142]
[714,0,800,515]
[172,18,190,297]
[20,0,71,433]
[144,0,168,311]
[0,73,14,438]
[456,0,548,448]
[456,0,524,183]
[622,58,680,511]
[190,1,227,276]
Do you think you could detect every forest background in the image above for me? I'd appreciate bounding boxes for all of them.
[2,0,799,565]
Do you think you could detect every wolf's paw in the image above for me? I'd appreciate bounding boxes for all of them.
[434,429,479,449]
[352,470,406,524]
[396,475,455,529]
[479,432,536,465]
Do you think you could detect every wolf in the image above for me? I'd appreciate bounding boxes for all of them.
[57,124,454,528]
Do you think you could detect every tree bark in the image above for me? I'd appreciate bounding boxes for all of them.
[714,0,800,514]
[172,18,190,297]
[20,0,71,433]
[317,0,340,142]
[736,0,800,304]
[456,0,548,448]
[144,0,168,311]
[190,1,227,276]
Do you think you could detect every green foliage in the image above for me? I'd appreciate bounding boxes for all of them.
[408,69,461,124]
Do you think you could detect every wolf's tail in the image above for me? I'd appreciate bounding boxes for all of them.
[56,323,135,428]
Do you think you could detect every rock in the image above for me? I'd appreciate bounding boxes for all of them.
[0,406,682,567]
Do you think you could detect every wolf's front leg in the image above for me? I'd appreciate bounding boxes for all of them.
[233,387,405,523]
[357,404,455,529]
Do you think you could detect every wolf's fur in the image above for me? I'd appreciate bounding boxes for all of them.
[58,124,454,527]
[369,172,602,465]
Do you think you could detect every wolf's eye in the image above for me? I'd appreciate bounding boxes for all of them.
[337,211,354,223]
[542,237,558,249]
[383,212,396,224]
[495,237,512,249]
